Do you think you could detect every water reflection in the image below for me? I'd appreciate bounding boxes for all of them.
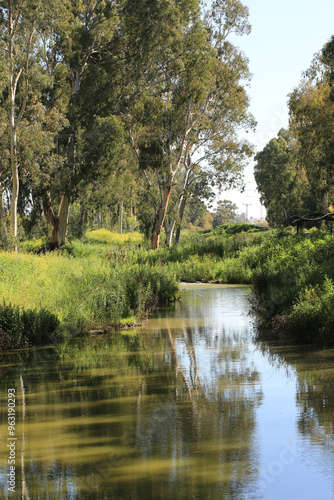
[0,285,333,499]
[258,342,334,499]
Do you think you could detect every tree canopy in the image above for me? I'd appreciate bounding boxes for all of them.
[0,0,255,249]
[254,38,334,228]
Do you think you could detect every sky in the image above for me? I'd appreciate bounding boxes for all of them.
[218,0,334,219]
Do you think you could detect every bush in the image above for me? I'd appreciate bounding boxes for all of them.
[288,278,334,345]
[0,223,15,251]
[252,231,334,345]
[0,302,61,350]
[84,229,143,247]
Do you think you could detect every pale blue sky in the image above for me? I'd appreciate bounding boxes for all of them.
[220,0,334,218]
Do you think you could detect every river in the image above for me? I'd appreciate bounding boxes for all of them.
[0,284,334,499]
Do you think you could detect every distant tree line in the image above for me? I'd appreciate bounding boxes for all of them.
[0,0,255,250]
[255,37,334,227]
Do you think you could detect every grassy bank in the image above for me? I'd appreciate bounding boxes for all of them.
[250,229,334,345]
[172,224,334,345]
[0,230,178,350]
[1,225,333,349]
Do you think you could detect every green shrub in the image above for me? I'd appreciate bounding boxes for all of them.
[0,223,15,251]
[288,278,334,344]
[252,231,334,345]
[0,302,61,349]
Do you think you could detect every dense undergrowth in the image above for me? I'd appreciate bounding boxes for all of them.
[250,228,334,345]
[0,224,333,349]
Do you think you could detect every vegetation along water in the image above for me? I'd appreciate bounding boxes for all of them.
[0,224,334,350]
[1,285,334,499]
[1,0,334,496]
[1,0,334,348]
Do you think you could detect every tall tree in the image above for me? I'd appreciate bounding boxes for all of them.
[0,0,44,249]
[127,0,253,249]
[0,0,72,248]
[36,0,123,247]
[254,129,311,227]
[289,75,334,214]
[213,199,238,227]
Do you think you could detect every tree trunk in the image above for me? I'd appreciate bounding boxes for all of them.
[0,181,6,224]
[323,189,329,229]
[9,97,19,251]
[150,104,191,250]
[8,5,19,252]
[170,158,192,246]
[175,195,188,245]
[323,190,329,213]
[165,220,175,247]
[44,194,70,248]
[58,195,70,245]
[80,203,87,226]
[119,201,123,234]
[108,209,114,231]
[151,180,173,250]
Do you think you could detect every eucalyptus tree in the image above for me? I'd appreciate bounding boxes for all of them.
[213,199,238,227]
[0,0,49,249]
[85,0,207,248]
[169,0,254,246]
[38,0,124,247]
[322,35,334,99]
[168,40,255,246]
[0,0,75,248]
[254,129,311,227]
[126,0,254,248]
[288,60,334,215]
[59,0,195,246]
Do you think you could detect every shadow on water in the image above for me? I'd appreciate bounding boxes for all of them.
[0,285,333,499]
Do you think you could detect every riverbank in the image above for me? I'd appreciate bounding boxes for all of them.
[171,224,334,346]
[0,225,333,349]
[0,232,179,350]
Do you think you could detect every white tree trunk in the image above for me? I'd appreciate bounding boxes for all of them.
[8,5,19,251]
[119,201,123,234]
[151,176,174,250]
[9,115,19,250]
[165,220,176,247]
[167,155,192,246]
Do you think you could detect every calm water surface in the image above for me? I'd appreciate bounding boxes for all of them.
[0,285,334,499]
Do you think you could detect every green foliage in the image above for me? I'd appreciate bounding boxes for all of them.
[288,52,334,214]
[67,202,85,240]
[0,244,179,346]
[254,129,312,227]
[84,229,143,246]
[0,223,15,251]
[0,302,61,350]
[212,200,238,227]
[212,222,268,235]
[288,278,334,344]
[19,237,48,253]
[251,230,334,345]
[3,222,334,349]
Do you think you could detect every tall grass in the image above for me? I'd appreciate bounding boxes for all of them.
[1,224,333,348]
[84,229,143,246]
[250,230,334,345]
[0,249,179,347]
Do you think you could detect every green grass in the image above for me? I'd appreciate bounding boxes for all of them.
[0,247,179,349]
[249,230,334,345]
[84,229,143,246]
[1,225,333,348]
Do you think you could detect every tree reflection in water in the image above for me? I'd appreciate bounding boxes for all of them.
[0,286,333,499]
